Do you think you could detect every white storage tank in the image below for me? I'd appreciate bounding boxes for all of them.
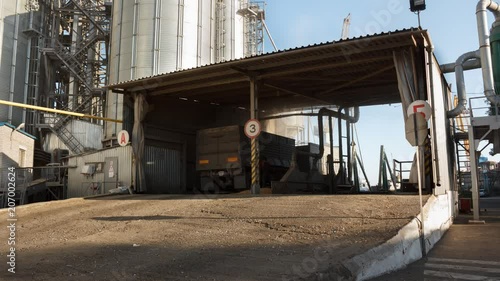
[107,0,245,139]
[109,0,244,84]
[0,0,29,126]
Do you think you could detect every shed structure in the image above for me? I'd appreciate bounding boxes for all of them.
[104,28,455,203]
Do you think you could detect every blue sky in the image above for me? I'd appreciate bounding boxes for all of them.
[262,1,496,182]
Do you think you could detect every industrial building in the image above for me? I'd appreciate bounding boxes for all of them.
[3,1,500,280]
[0,0,498,223]
[0,123,35,169]
[0,0,270,197]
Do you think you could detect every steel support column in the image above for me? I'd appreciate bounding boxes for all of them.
[468,125,481,222]
[338,112,344,185]
[346,110,352,184]
[328,116,334,193]
[250,76,260,194]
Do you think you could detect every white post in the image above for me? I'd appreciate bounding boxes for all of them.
[468,125,482,222]
[416,145,426,256]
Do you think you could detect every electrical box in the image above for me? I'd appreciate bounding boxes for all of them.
[96,163,103,173]
[81,164,96,175]
[410,0,426,12]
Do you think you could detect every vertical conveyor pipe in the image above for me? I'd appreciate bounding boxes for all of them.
[22,10,35,125]
[448,50,482,118]
[477,0,500,105]
[8,0,21,123]
[153,0,162,74]
[338,109,344,185]
[346,109,352,184]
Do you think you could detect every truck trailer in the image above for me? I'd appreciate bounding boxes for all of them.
[196,125,295,192]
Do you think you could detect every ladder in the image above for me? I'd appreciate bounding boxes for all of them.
[333,110,356,193]
[453,97,471,191]
[215,0,226,62]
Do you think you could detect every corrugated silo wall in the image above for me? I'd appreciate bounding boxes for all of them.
[106,0,245,139]
[67,146,133,198]
[0,0,29,126]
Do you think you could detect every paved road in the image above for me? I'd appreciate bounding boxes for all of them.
[372,197,500,281]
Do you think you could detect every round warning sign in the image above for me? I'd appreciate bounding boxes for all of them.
[244,119,261,139]
[407,100,432,121]
[405,113,428,147]
[117,130,130,147]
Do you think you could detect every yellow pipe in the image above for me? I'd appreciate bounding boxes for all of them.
[0,99,123,123]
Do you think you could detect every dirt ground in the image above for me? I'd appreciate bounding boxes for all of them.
[0,193,428,281]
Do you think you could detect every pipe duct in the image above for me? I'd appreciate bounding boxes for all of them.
[271,107,360,168]
[476,0,500,105]
[313,107,360,165]
[448,50,482,118]
[440,59,481,74]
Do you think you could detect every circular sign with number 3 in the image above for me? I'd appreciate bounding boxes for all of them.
[244,119,261,139]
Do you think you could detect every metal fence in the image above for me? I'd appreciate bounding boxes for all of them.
[0,167,33,207]
[0,164,68,208]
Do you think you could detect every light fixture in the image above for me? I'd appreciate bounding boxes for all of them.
[10,123,25,140]
[410,0,426,12]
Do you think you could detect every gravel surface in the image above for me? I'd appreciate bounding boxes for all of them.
[0,193,428,281]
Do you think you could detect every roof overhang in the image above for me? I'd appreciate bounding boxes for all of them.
[108,28,429,111]
[0,122,37,140]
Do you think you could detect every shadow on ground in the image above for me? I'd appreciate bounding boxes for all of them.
[91,215,415,222]
[1,241,363,281]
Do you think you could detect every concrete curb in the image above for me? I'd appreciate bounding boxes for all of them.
[340,194,454,280]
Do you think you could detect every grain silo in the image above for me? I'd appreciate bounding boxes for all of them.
[106,0,247,140]
[0,0,29,126]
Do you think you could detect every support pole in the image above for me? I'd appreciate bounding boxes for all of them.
[356,153,371,189]
[352,143,360,192]
[378,146,385,188]
[250,76,260,194]
[346,110,352,184]
[338,112,344,184]
[468,125,482,222]
[329,116,334,192]
[384,152,397,189]
[416,144,427,256]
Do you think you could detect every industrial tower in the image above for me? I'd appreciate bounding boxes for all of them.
[2,0,266,156]
[22,0,111,155]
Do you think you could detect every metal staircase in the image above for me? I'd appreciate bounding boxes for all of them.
[35,0,110,154]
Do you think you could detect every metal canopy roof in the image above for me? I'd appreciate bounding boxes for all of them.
[108,28,428,111]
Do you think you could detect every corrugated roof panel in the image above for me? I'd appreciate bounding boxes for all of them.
[108,28,422,87]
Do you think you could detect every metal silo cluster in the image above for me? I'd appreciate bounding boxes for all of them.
[109,0,251,85]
